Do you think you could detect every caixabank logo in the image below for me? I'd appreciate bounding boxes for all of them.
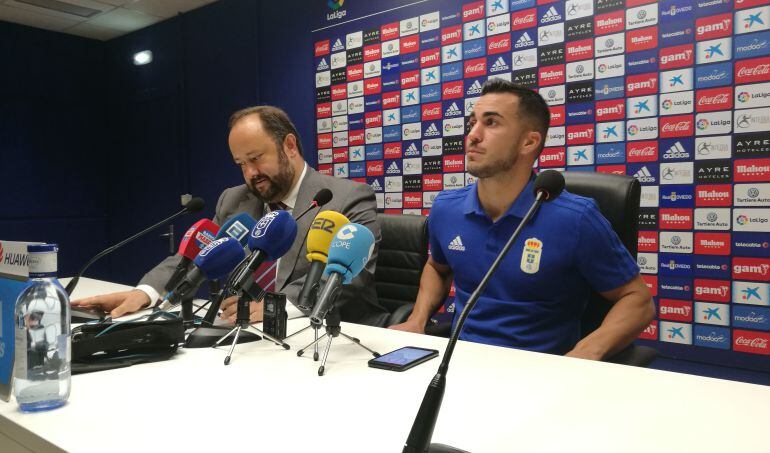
[313,0,770,363]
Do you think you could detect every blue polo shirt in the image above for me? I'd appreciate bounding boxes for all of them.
[429,177,639,355]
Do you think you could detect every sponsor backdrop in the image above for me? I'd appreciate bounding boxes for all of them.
[312,0,770,371]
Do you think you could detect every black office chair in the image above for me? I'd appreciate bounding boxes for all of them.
[562,171,657,367]
[375,214,429,327]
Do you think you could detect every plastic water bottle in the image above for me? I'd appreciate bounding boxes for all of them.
[13,244,71,412]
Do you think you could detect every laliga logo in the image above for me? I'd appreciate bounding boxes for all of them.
[737,214,750,225]
[738,91,750,103]
[697,119,709,130]
[327,0,344,10]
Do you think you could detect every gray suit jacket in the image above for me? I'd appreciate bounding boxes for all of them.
[138,167,389,327]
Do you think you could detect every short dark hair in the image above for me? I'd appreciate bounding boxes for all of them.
[228,105,304,157]
[480,79,551,151]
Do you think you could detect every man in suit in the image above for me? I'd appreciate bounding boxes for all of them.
[72,106,389,327]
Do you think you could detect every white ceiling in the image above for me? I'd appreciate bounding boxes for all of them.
[0,0,218,40]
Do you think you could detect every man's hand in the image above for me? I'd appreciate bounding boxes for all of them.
[71,290,151,318]
[219,296,264,324]
[388,317,426,334]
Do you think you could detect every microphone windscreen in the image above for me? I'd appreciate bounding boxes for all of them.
[324,223,375,284]
[216,213,257,246]
[307,211,350,263]
[193,237,246,280]
[313,189,333,207]
[247,210,298,260]
[533,170,565,202]
[185,197,205,213]
[178,219,219,260]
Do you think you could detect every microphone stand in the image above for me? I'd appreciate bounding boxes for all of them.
[213,284,291,365]
[65,205,197,296]
[402,190,548,453]
[296,277,380,376]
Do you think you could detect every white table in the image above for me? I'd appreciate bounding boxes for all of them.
[1,278,770,453]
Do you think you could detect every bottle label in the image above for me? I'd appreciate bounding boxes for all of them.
[28,251,57,277]
[14,327,27,380]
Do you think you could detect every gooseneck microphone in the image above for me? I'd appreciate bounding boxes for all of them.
[293,188,333,222]
[402,171,565,453]
[65,197,205,295]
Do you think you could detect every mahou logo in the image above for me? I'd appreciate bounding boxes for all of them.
[696,184,732,206]
[594,11,624,35]
[695,232,731,255]
[660,208,693,229]
[566,39,593,62]
[539,65,565,86]
[638,231,658,252]
[696,87,733,112]
[734,330,770,356]
[735,57,770,84]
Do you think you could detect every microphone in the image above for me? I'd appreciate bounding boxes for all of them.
[158,237,245,309]
[227,210,298,295]
[163,219,220,292]
[402,170,565,453]
[293,188,333,222]
[65,197,205,295]
[309,223,375,325]
[296,211,350,311]
[215,213,258,245]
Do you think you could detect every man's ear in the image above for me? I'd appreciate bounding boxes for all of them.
[520,130,543,158]
[283,133,299,158]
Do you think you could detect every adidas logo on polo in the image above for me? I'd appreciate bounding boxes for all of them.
[386,161,401,174]
[515,32,534,48]
[448,235,466,251]
[424,123,440,136]
[633,166,655,183]
[445,102,462,116]
[466,80,483,95]
[491,57,509,72]
[317,58,329,71]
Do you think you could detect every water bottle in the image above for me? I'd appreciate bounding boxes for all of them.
[13,244,71,412]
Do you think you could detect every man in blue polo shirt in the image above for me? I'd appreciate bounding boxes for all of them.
[391,80,654,359]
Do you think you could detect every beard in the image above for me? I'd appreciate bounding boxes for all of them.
[466,146,519,178]
[247,149,296,203]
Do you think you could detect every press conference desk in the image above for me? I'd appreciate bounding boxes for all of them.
[1,279,770,453]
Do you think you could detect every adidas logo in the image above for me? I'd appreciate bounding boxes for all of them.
[331,38,344,52]
[542,6,560,23]
[370,179,382,191]
[663,141,689,160]
[445,102,462,117]
[515,32,534,48]
[491,57,509,72]
[386,161,401,174]
[448,235,466,251]
[317,58,329,71]
[405,143,419,156]
[466,80,483,95]
[424,123,440,137]
[633,166,656,183]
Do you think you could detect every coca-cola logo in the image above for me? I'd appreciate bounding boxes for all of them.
[699,94,729,105]
[662,121,690,132]
[736,336,769,349]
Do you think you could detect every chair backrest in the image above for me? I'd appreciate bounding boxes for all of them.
[375,214,429,317]
[561,171,641,337]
